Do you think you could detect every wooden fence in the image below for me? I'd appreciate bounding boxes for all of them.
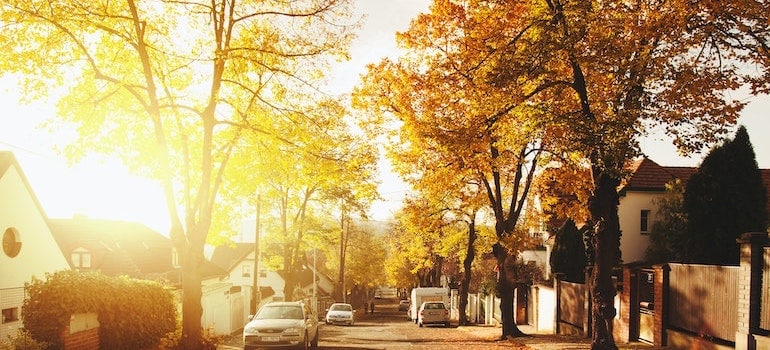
[667,263,739,343]
[557,279,587,333]
[762,247,770,332]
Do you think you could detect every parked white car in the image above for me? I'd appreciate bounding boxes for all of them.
[325,303,355,326]
[417,301,450,328]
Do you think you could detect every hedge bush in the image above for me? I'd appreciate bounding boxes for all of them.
[23,270,177,350]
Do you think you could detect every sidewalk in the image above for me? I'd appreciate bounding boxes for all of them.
[457,324,662,350]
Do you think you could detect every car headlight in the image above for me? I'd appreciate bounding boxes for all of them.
[282,327,302,336]
[244,325,258,333]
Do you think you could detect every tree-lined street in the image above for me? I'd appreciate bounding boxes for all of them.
[220,300,604,350]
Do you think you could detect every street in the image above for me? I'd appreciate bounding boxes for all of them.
[218,300,598,350]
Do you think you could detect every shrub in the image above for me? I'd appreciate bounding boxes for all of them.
[23,270,176,349]
[0,329,48,350]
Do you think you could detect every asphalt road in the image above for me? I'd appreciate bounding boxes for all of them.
[218,299,597,350]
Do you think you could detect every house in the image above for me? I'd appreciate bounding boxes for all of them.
[538,156,770,267]
[209,242,278,302]
[47,217,178,280]
[47,217,242,335]
[617,157,770,263]
[0,152,70,339]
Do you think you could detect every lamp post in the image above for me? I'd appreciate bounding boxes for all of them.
[250,195,261,315]
[312,248,317,315]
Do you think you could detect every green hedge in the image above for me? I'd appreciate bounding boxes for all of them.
[23,270,177,350]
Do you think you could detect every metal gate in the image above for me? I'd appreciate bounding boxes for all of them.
[637,269,655,343]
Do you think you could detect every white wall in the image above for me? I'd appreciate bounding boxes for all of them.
[0,166,70,289]
[618,191,662,263]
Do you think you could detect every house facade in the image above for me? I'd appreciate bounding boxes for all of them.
[618,157,769,263]
[616,158,694,263]
[0,152,70,339]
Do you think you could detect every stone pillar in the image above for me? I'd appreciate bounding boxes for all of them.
[652,263,669,347]
[735,232,769,350]
[616,265,636,343]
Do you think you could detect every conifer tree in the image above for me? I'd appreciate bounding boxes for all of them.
[684,126,767,265]
[550,219,588,282]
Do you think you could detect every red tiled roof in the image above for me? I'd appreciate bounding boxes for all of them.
[621,158,682,192]
[622,157,770,219]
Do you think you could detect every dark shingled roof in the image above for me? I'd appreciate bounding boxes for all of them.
[210,242,255,273]
[48,218,175,277]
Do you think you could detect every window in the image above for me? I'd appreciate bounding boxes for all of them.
[71,247,91,269]
[3,227,22,258]
[242,265,251,278]
[2,308,19,324]
[640,210,651,234]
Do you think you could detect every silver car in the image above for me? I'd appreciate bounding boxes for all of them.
[243,301,319,350]
[417,301,450,328]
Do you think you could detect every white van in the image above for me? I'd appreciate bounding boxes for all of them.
[408,287,449,323]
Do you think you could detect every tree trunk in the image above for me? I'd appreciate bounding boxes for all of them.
[181,245,204,349]
[459,218,477,326]
[493,243,526,338]
[588,171,621,350]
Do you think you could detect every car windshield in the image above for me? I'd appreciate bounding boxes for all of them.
[330,304,352,312]
[426,303,445,310]
[255,305,303,320]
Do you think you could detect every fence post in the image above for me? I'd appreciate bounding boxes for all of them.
[652,263,669,347]
[584,267,592,338]
[735,232,769,350]
[554,273,563,335]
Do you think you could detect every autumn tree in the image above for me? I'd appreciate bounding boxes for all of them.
[390,198,449,287]
[353,0,556,337]
[464,1,770,348]
[684,126,768,265]
[0,0,358,347]
[230,115,379,302]
[343,223,388,299]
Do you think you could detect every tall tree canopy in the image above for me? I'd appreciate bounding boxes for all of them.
[684,126,768,265]
[0,0,362,347]
[353,0,551,338]
[357,0,769,347]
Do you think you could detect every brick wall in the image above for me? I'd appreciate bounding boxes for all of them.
[61,324,99,350]
[652,264,669,348]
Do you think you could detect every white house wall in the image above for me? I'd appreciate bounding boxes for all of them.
[0,166,70,289]
[618,191,661,263]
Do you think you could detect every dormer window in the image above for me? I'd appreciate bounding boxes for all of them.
[71,247,92,269]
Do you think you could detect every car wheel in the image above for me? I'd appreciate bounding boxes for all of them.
[297,332,309,350]
[418,322,423,327]
[445,322,450,328]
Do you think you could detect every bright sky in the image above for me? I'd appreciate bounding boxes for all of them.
[1,0,768,234]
